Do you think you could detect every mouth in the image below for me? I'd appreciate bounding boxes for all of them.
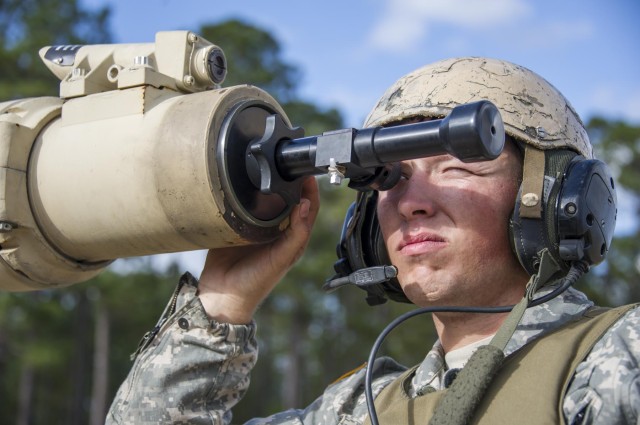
[398,233,447,256]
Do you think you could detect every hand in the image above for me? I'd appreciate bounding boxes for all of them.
[197,177,320,324]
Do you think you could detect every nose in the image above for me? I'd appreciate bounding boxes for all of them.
[392,173,437,221]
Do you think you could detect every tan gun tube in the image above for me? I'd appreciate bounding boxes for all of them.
[0,85,293,291]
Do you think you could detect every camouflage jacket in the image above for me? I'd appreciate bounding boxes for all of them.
[106,273,640,425]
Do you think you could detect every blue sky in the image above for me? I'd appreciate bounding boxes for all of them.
[79,0,639,272]
[84,0,640,128]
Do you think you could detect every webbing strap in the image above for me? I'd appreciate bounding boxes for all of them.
[490,249,561,351]
[520,145,546,219]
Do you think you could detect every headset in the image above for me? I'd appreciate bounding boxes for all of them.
[324,146,618,306]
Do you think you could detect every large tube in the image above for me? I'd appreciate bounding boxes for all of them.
[0,30,298,291]
[29,85,291,262]
[0,84,293,291]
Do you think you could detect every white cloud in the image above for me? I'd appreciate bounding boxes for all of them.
[368,0,532,52]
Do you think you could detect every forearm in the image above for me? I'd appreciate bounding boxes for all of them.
[107,273,258,425]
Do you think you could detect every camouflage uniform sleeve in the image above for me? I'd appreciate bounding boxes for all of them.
[563,305,640,425]
[243,356,405,425]
[106,273,258,425]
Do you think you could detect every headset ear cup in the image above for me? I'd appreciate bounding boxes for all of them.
[361,192,384,266]
[556,158,617,265]
[509,194,532,274]
[510,187,553,276]
[364,193,410,303]
[354,192,395,304]
[348,191,379,272]
[509,149,579,276]
[332,191,411,305]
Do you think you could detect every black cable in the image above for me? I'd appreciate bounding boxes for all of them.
[527,261,588,308]
[364,305,511,425]
[364,262,588,425]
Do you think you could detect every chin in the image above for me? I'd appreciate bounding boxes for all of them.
[399,281,445,307]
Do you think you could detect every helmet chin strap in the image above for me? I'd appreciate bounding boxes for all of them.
[428,249,563,425]
[519,145,546,220]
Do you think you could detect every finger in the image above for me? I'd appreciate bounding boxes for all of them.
[278,178,319,252]
[290,177,320,230]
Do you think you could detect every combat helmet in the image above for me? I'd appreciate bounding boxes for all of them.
[364,57,591,157]
[331,57,616,305]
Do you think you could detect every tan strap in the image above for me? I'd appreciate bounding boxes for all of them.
[520,145,546,219]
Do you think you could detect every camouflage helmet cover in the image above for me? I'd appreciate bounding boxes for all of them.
[364,57,592,158]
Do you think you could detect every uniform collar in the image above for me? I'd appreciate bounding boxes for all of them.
[409,286,594,395]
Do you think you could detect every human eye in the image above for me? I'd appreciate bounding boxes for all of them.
[399,163,413,181]
[442,166,474,176]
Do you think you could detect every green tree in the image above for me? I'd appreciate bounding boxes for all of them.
[199,19,343,135]
[199,19,298,102]
[0,0,111,99]
[0,1,114,423]
[0,268,178,424]
[582,117,640,306]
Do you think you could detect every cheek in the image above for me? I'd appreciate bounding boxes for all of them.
[462,187,516,252]
[376,195,396,237]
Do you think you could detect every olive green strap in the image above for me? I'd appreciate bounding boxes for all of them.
[490,249,561,351]
[428,344,505,425]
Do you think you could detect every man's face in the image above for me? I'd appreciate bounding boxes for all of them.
[377,140,529,307]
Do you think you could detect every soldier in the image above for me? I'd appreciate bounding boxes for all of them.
[107,57,640,425]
